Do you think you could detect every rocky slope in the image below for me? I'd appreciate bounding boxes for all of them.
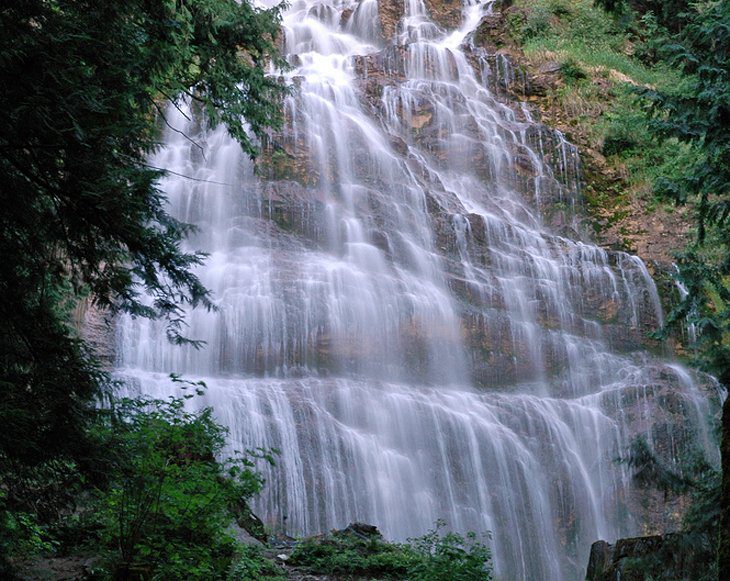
[467,0,694,268]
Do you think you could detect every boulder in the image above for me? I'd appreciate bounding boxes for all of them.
[586,534,708,581]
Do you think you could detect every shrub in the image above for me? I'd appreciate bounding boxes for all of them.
[407,521,493,581]
[560,58,588,82]
[509,6,552,42]
[289,531,419,577]
[95,390,275,580]
[289,521,493,580]
[227,545,285,580]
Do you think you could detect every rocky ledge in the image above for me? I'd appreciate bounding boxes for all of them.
[586,533,712,580]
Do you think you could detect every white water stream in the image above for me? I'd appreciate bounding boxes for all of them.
[116,1,718,578]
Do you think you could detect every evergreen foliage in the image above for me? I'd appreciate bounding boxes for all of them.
[610,0,730,575]
[0,0,285,573]
[594,1,692,31]
[623,437,720,580]
[0,0,284,464]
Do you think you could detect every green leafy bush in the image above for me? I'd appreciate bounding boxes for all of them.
[508,6,551,42]
[407,522,493,581]
[560,58,588,82]
[0,500,56,575]
[289,520,493,580]
[289,532,418,577]
[227,545,285,580]
[94,391,275,580]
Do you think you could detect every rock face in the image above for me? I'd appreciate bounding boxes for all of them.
[114,1,721,580]
[424,0,463,31]
[377,0,403,40]
[586,534,703,581]
[74,299,115,368]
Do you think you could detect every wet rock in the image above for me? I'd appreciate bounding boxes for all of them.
[587,540,613,579]
[377,0,404,41]
[228,521,265,546]
[232,502,269,544]
[342,522,383,539]
[340,7,353,28]
[474,14,507,50]
[424,0,463,31]
[410,111,432,129]
[521,61,563,97]
[74,300,115,369]
[15,554,101,580]
[586,534,702,581]
[538,61,562,75]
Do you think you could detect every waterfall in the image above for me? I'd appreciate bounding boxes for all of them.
[116,1,719,578]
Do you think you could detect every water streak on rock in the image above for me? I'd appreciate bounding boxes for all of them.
[116,1,719,578]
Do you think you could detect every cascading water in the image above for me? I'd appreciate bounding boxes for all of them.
[116,1,720,578]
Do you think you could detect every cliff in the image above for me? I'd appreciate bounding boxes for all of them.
[114,0,722,578]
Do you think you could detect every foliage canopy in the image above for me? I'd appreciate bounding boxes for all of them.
[0,0,285,573]
[0,0,284,475]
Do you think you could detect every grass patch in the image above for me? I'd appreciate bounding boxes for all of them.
[510,0,679,86]
[504,0,696,245]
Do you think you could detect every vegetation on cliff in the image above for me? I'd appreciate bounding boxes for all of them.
[497,0,694,262]
[491,0,728,575]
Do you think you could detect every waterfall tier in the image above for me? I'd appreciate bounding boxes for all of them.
[116,1,719,578]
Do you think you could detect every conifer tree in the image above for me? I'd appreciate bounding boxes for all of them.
[0,0,284,501]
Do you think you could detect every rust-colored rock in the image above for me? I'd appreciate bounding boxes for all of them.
[424,0,463,31]
[377,0,404,41]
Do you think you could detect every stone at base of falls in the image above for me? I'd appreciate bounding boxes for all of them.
[288,522,384,545]
[340,522,383,540]
[586,534,699,581]
[13,554,101,580]
[232,502,268,544]
[227,521,264,547]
